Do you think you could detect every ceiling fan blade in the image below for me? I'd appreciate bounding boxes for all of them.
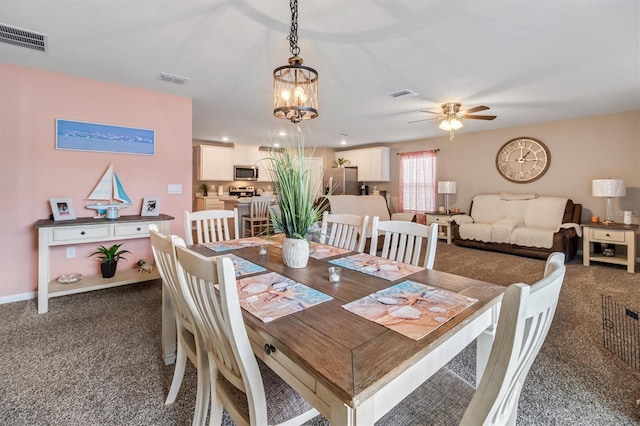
[408,118,438,124]
[462,105,490,114]
[463,114,497,120]
[418,110,440,114]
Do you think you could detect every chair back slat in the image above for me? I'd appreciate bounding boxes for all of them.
[370,218,439,269]
[184,209,239,245]
[461,252,566,425]
[320,212,369,252]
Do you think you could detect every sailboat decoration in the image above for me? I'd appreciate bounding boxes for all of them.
[86,164,132,218]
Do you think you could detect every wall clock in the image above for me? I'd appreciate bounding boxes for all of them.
[496,137,550,183]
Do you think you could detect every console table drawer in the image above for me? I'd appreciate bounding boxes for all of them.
[591,229,625,242]
[53,226,111,242]
[115,223,151,237]
[427,215,451,224]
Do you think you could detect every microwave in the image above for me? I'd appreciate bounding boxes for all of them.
[234,165,259,181]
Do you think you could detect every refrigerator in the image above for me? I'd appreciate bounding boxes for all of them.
[324,167,359,195]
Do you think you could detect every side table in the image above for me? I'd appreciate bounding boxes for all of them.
[424,211,465,244]
[582,222,638,273]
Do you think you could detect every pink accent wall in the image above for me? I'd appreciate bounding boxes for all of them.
[0,62,192,298]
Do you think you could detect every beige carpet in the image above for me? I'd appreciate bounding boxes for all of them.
[0,243,638,425]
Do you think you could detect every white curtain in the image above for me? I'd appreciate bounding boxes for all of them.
[399,150,437,212]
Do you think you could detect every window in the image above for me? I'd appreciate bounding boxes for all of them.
[399,150,437,212]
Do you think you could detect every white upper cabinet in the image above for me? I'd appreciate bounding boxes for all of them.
[198,145,234,181]
[233,144,259,165]
[335,147,390,182]
[256,150,274,182]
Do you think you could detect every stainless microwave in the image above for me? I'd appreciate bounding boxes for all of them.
[234,165,259,181]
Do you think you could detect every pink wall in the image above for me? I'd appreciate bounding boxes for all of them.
[0,62,192,298]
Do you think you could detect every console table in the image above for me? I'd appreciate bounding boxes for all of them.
[582,222,638,273]
[423,211,465,244]
[34,214,174,313]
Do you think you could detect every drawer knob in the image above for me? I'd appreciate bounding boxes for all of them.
[606,233,610,237]
[137,227,141,231]
[80,231,85,235]
[264,343,276,355]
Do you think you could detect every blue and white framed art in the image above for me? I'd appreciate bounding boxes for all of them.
[56,119,155,156]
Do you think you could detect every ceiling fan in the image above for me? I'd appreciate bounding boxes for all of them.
[409,102,497,140]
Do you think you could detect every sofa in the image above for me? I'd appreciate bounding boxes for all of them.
[321,195,415,238]
[451,193,582,261]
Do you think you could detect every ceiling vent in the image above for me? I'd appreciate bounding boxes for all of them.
[390,89,418,98]
[158,72,191,85]
[0,23,48,52]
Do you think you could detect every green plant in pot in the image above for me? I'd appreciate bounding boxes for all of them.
[332,157,350,168]
[200,183,209,196]
[89,243,131,279]
[265,134,325,268]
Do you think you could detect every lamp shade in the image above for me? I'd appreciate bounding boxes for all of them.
[592,179,626,197]
[438,181,457,194]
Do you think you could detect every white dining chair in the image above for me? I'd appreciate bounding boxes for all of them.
[320,211,369,252]
[184,208,239,245]
[377,252,567,425]
[174,246,320,426]
[370,218,439,269]
[149,226,209,426]
[242,195,272,237]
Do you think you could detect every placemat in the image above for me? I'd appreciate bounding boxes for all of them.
[342,280,478,340]
[309,241,351,259]
[236,272,332,323]
[329,253,424,281]
[203,237,274,252]
[216,253,266,277]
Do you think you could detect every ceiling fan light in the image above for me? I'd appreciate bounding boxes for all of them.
[439,119,452,131]
[449,117,463,130]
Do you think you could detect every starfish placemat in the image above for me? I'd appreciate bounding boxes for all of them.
[342,280,477,340]
[329,253,424,281]
[236,272,332,322]
[203,237,274,252]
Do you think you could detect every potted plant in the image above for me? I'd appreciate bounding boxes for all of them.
[333,157,350,168]
[200,183,209,197]
[89,243,131,278]
[266,135,325,268]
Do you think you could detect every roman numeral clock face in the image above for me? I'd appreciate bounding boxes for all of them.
[496,137,550,183]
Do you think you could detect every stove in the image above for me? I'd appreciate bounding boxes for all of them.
[229,186,255,197]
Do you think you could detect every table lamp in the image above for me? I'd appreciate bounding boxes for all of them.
[437,181,457,214]
[592,179,626,224]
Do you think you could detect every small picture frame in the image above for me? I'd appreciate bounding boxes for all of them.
[141,196,161,216]
[50,198,77,221]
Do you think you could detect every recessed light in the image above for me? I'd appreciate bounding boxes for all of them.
[278,131,287,136]
[273,143,280,147]
[340,140,347,145]
[221,136,229,142]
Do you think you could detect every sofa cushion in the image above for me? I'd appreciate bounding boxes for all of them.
[523,197,568,229]
[459,223,493,242]
[510,227,556,249]
[491,217,521,243]
[470,195,506,224]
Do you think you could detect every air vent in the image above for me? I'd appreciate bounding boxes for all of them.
[0,23,48,52]
[158,72,191,85]
[390,89,418,98]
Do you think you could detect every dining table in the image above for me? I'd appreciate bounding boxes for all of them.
[161,236,505,425]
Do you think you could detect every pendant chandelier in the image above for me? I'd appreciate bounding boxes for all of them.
[273,0,318,123]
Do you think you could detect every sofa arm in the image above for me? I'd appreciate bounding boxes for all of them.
[556,223,582,238]
[391,212,416,222]
[451,214,473,225]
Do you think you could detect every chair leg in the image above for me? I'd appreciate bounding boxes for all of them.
[207,355,223,426]
[192,339,210,426]
[165,335,187,404]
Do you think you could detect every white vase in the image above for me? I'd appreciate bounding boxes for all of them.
[282,238,310,268]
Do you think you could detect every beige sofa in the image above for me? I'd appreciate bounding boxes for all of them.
[322,195,415,237]
[451,193,582,261]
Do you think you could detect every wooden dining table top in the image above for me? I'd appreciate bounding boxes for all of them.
[192,239,505,410]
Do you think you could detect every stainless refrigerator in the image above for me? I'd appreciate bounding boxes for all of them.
[324,167,359,195]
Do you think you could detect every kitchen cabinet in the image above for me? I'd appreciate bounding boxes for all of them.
[195,197,225,211]
[198,145,234,181]
[257,150,274,182]
[335,147,390,182]
[234,144,259,166]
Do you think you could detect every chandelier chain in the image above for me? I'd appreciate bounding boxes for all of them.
[287,0,300,56]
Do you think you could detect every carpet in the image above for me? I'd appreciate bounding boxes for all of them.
[0,243,638,425]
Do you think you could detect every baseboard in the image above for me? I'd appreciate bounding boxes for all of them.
[0,291,36,305]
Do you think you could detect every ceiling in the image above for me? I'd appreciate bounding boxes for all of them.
[2,0,638,148]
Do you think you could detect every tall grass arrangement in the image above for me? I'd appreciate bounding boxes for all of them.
[264,135,324,240]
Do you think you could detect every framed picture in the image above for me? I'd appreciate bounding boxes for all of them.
[50,198,77,221]
[56,119,155,156]
[141,197,161,216]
